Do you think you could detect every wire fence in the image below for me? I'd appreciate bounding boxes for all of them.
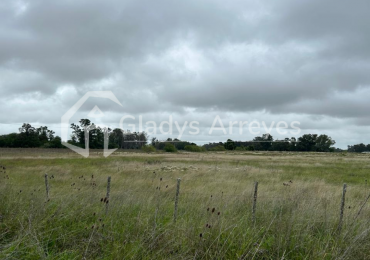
[2,173,370,228]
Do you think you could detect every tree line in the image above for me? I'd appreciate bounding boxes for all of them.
[0,119,148,149]
[0,123,62,148]
[69,119,148,149]
[347,143,370,153]
[0,120,368,153]
[203,133,337,152]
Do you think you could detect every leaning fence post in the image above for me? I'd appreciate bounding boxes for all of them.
[44,174,49,200]
[174,178,181,222]
[338,183,347,233]
[252,181,258,223]
[105,176,111,214]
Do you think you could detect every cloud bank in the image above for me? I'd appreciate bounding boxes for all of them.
[1,0,369,148]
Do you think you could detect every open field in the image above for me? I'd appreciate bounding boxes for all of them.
[1,149,370,259]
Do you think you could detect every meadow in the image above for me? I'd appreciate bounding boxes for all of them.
[1,148,370,259]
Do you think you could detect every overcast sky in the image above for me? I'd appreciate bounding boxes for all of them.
[0,0,369,148]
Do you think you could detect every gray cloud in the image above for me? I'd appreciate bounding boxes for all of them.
[1,0,370,148]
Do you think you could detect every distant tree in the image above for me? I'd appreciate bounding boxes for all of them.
[348,143,368,153]
[19,123,36,135]
[69,119,98,148]
[289,137,298,151]
[297,134,318,151]
[17,123,40,147]
[151,137,157,146]
[151,138,192,151]
[253,134,273,150]
[224,139,236,150]
[0,133,18,147]
[271,138,291,151]
[173,139,191,150]
[79,119,91,127]
[89,125,105,149]
[70,123,84,147]
[49,136,63,148]
[37,126,55,144]
[164,143,177,152]
[109,128,124,148]
[315,134,336,152]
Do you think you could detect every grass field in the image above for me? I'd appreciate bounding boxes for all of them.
[1,149,370,259]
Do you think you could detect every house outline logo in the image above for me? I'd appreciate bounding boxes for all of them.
[61,91,123,158]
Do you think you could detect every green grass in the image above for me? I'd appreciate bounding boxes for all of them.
[1,149,370,259]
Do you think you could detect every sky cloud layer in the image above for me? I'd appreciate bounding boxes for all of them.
[0,0,369,148]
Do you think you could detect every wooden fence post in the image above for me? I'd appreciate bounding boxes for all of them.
[105,176,111,214]
[338,183,347,233]
[174,178,181,223]
[44,174,49,200]
[252,181,258,223]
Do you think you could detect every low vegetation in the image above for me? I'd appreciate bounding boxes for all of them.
[5,121,370,154]
[1,149,370,259]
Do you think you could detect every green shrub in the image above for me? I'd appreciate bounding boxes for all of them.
[209,145,226,151]
[49,136,63,148]
[142,145,156,153]
[224,139,236,150]
[164,143,177,152]
[184,145,206,152]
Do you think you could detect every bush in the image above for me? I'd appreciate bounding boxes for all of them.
[235,146,245,151]
[184,145,206,152]
[164,143,177,152]
[49,136,63,148]
[142,145,156,153]
[224,139,236,150]
[209,145,226,151]
[42,142,51,148]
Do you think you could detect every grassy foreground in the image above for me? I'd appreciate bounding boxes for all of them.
[1,149,370,259]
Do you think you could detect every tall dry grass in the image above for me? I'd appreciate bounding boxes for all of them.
[1,149,370,259]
